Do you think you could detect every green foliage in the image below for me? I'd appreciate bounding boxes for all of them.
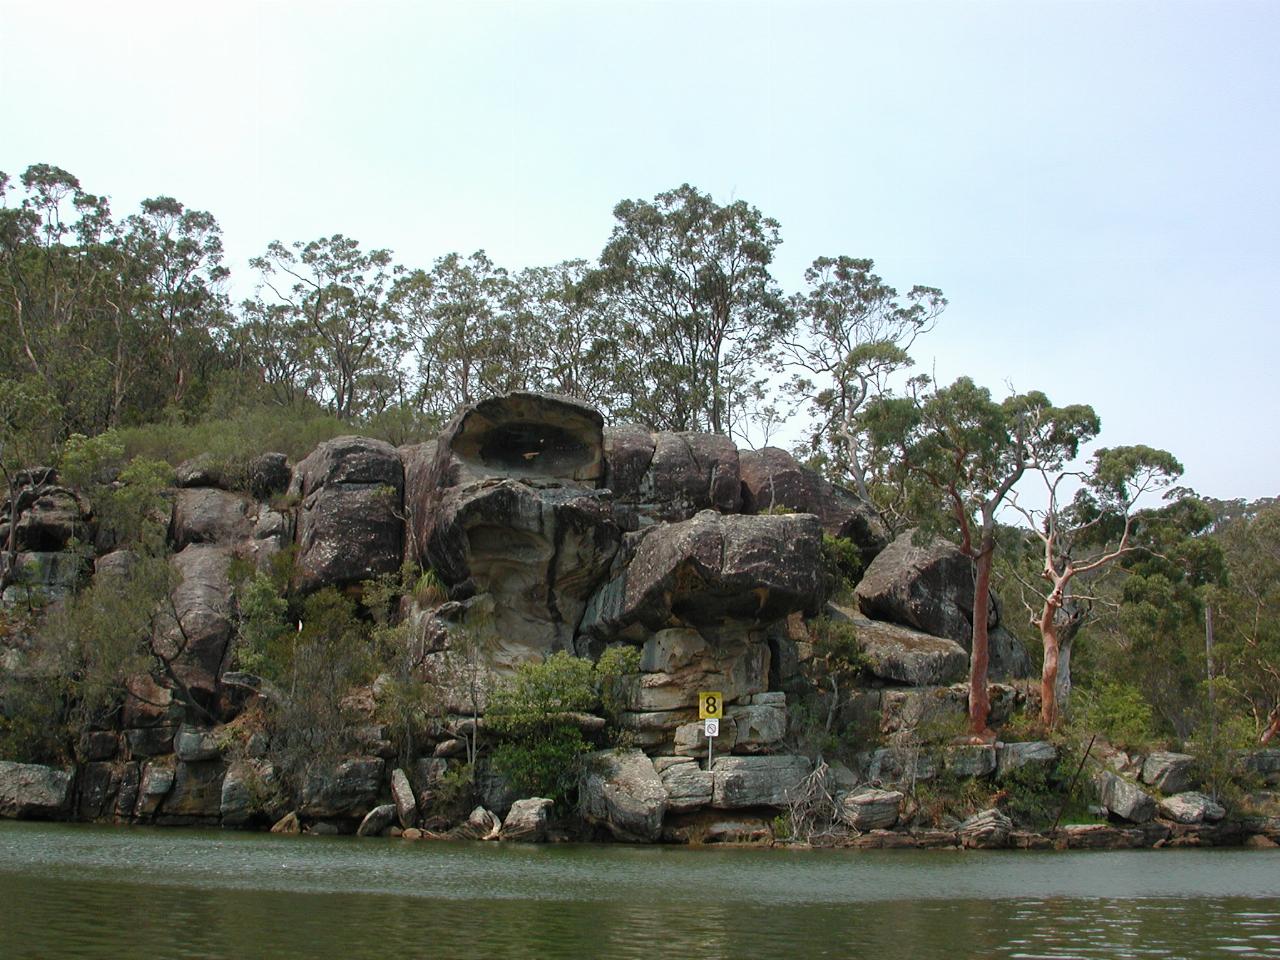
[487,652,604,804]
[595,644,640,726]
[997,762,1058,827]
[820,534,863,596]
[1073,678,1156,751]
[233,571,292,680]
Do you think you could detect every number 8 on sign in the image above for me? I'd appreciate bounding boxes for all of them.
[699,691,722,719]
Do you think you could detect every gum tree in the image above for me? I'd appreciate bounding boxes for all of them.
[867,377,1098,738]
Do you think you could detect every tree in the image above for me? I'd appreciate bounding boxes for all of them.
[389,251,513,419]
[867,378,1098,738]
[1208,502,1280,742]
[250,235,400,419]
[784,256,945,501]
[594,184,791,436]
[1007,444,1183,727]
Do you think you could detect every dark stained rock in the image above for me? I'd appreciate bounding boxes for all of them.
[291,436,404,592]
[0,551,87,607]
[441,392,605,486]
[76,762,123,821]
[0,761,73,819]
[602,425,656,502]
[299,757,385,819]
[6,485,91,552]
[170,488,253,549]
[155,544,234,699]
[220,759,280,826]
[248,453,291,498]
[608,431,741,529]
[581,511,825,640]
[738,447,889,564]
[422,480,620,668]
[357,803,398,837]
[77,731,120,762]
[854,530,1033,679]
[124,725,177,758]
[159,760,226,820]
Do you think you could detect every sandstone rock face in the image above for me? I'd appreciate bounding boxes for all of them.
[840,787,902,831]
[1159,791,1226,824]
[738,446,889,564]
[291,436,404,593]
[170,488,253,549]
[1141,751,1197,793]
[944,745,997,778]
[499,797,554,841]
[866,748,937,784]
[299,757,385,819]
[725,696,787,754]
[829,606,968,686]
[657,758,714,813]
[582,511,825,639]
[579,748,668,842]
[959,808,1013,848]
[174,725,221,762]
[157,545,235,699]
[0,761,73,819]
[424,481,619,668]
[710,755,811,808]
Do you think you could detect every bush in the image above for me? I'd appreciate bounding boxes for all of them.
[595,644,640,725]
[821,534,864,596]
[487,652,602,805]
[1073,678,1156,751]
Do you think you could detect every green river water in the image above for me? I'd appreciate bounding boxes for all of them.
[1,821,1278,959]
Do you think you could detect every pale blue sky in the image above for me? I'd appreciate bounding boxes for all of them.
[3,0,1277,500]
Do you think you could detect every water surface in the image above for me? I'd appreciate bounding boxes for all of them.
[1,821,1278,958]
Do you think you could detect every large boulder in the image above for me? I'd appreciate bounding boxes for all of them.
[1096,771,1157,824]
[1159,791,1225,824]
[738,447,889,565]
[0,761,73,819]
[579,748,668,842]
[499,797,554,841]
[710,754,811,808]
[959,808,1012,848]
[154,544,235,700]
[1141,751,1197,793]
[220,759,279,826]
[854,530,1033,679]
[605,431,741,529]
[159,760,226,820]
[170,488,253,549]
[300,757,385,819]
[828,606,968,686]
[840,787,902,831]
[357,803,398,837]
[290,436,404,593]
[581,511,825,641]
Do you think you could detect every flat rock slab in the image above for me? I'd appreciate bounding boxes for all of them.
[711,755,811,809]
[830,611,968,687]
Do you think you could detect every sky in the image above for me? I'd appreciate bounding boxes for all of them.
[2,0,1277,502]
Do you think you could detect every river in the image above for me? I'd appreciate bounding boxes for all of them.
[1,821,1278,959]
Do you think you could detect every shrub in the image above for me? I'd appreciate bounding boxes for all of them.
[821,534,864,596]
[1073,678,1156,751]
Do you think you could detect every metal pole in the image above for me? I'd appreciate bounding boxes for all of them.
[1206,604,1217,800]
[1051,734,1097,838]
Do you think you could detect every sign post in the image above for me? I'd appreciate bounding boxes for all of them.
[699,691,722,768]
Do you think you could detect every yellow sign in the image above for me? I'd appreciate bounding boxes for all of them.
[698,691,723,720]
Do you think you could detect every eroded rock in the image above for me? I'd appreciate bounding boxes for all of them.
[579,748,668,842]
[0,761,73,819]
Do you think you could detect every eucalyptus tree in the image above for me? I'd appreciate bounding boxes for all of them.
[251,234,401,419]
[784,256,945,501]
[867,378,1099,737]
[594,184,791,436]
[1005,444,1183,727]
